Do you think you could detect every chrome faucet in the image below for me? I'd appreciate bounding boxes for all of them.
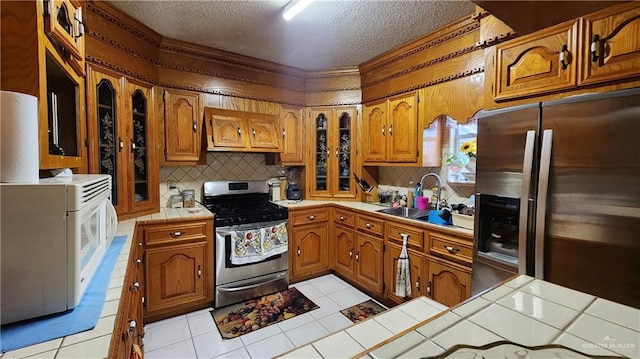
[418,173,442,210]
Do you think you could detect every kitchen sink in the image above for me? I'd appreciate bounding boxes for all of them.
[376,207,430,219]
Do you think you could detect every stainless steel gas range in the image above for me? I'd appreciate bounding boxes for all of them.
[202,180,289,308]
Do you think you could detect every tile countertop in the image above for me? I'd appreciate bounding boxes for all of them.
[280,275,640,359]
[276,200,474,239]
[0,206,213,359]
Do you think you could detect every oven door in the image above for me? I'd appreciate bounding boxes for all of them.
[215,220,289,307]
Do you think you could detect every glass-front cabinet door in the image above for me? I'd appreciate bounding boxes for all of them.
[308,106,357,199]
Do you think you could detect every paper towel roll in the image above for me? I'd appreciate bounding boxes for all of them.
[1,91,39,183]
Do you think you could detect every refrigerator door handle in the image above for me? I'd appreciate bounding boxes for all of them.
[535,129,553,279]
[519,130,536,275]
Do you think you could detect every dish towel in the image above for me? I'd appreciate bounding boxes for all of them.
[230,222,288,265]
[395,233,412,297]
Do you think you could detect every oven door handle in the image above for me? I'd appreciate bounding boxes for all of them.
[217,272,288,292]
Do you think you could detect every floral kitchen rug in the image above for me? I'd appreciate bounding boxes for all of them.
[340,299,387,323]
[210,287,318,339]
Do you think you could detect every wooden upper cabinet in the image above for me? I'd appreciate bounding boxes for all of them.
[210,114,248,148]
[388,93,419,162]
[164,89,201,161]
[581,3,640,86]
[279,106,304,164]
[362,101,387,162]
[247,116,280,149]
[362,92,419,164]
[204,108,282,152]
[495,20,579,100]
[44,0,85,76]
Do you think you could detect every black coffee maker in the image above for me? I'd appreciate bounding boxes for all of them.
[286,167,302,200]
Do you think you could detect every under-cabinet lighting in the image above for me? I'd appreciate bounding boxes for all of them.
[283,0,314,21]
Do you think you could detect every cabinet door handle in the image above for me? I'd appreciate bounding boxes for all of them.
[197,265,202,278]
[591,34,600,63]
[335,147,339,158]
[389,124,393,136]
[130,139,136,152]
[136,259,141,265]
[282,128,286,138]
[365,223,373,229]
[355,251,360,262]
[192,121,197,133]
[128,320,137,331]
[559,44,569,70]
[427,280,432,297]
[444,245,460,254]
[382,125,385,136]
[297,246,301,256]
[307,215,315,220]
[132,282,140,291]
[349,249,352,258]
[169,231,185,237]
[340,216,345,221]
[237,127,242,136]
[416,276,421,293]
[252,128,256,136]
[118,137,124,152]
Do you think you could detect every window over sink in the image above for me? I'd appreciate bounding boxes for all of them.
[446,117,477,185]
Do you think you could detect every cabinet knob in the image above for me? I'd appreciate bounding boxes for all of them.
[132,282,140,291]
[252,128,256,136]
[118,137,124,152]
[340,216,345,221]
[355,251,360,262]
[237,127,242,136]
[136,259,141,264]
[307,215,315,220]
[389,124,393,136]
[197,265,202,278]
[138,242,143,247]
[382,125,385,136]
[427,280,432,297]
[365,223,373,229]
[443,245,460,254]
[416,276,421,293]
[335,147,339,158]
[192,121,197,133]
[169,231,185,237]
[591,34,600,63]
[297,246,301,256]
[128,320,137,330]
[349,249,352,258]
[282,128,286,138]
[559,44,569,70]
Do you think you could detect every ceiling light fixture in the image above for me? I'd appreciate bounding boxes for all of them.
[283,0,314,21]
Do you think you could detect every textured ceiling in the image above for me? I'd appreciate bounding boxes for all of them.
[109,0,476,71]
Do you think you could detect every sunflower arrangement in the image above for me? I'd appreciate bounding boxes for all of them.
[460,138,477,158]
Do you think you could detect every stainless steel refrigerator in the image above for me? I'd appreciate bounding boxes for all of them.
[472,88,640,309]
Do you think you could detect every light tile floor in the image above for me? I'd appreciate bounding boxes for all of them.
[144,275,385,359]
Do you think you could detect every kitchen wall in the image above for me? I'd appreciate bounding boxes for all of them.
[159,152,282,205]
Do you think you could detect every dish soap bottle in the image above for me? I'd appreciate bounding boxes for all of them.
[407,181,414,208]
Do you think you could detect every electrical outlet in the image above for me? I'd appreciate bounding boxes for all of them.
[166,180,177,190]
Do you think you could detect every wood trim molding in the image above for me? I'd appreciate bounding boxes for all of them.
[359,18,480,75]
[87,30,157,65]
[305,100,362,107]
[361,45,482,88]
[85,1,161,47]
[363,66,485,104]
[86,55,156,85]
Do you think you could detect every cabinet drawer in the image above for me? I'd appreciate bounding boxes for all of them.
[386,222,424,251]
[356,214,385,237]
[333,209,355,228]
[290,209,329,226]
[145,221,208,245]
[428,232,473,266]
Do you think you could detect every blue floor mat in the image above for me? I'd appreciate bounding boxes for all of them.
[1,235,127,353]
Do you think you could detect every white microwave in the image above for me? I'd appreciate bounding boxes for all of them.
[0,174,117,325]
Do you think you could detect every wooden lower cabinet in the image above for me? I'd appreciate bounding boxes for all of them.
[332,225,355,279]
[291,223,329,279]
[354,233,384,295]
[143,218,214,323]
[425,255,472,307]
[385,242,426,305]
[109,238,144,358]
